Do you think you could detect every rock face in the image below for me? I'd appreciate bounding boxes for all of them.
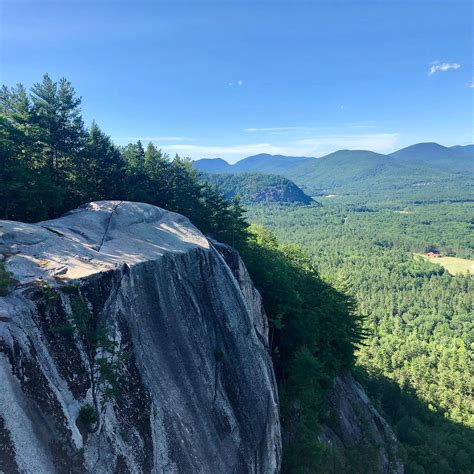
[0,201,281,473]
[321,374,403,474]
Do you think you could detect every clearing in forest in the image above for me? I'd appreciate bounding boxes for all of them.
[414,254,474,275]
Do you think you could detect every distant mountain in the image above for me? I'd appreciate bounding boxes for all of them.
[283,149,398,191]
[390,143,472,171]
[193,153,315,175]
[232,153,315,173]
[201,172,315,204]
[192,143,473,196]
[450,144,474,156]
[193,158,233,173]
[391,142,454,160]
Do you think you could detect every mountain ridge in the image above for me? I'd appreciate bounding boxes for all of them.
[193,142,472,169]
[192,143,473,195]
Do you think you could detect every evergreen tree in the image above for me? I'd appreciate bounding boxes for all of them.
[29,74,86,215]
[80,121,125,202]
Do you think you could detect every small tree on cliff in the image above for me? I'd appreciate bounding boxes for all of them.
[57,284,127,430]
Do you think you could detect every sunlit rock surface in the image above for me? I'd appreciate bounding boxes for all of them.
[0,201,281,473]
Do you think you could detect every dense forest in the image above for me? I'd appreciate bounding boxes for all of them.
[1,75,364,471]
[247,198,474,473]
[200,172,315,204]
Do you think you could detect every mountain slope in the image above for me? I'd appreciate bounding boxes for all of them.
[201,172,315,204]
[285,150,397,191]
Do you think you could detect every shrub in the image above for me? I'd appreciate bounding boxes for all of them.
[78,404,98,429]
[0,262,12,296]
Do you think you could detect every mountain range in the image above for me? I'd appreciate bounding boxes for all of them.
[193,143,473,196]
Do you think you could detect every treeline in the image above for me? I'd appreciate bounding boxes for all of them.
[0,74,246,245]
[1,75,364,472]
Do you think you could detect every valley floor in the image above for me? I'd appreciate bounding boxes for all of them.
[245,194,474,473]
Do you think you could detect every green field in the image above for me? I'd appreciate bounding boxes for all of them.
[415,253,474,275]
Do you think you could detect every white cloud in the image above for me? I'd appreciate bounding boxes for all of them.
[164,133,400,163]
[112,136,191,143]
[468,79,474,89]
[244,123,377,133]
[166,143,281,157]
[428,61,461,75]
[244,126,304,132]
[295,133,400,154]
[237,79,243,86]
[228,82,233,86]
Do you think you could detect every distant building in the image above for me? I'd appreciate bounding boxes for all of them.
[426,252,441,258]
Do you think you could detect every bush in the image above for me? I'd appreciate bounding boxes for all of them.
[0,262,12,296]
[78,404,98,429]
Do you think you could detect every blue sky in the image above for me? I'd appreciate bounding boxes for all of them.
[1,0,473,162]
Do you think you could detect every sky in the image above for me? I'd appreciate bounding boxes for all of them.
[1,0,473,163]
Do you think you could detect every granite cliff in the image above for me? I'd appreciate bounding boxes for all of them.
[0,201,281,473]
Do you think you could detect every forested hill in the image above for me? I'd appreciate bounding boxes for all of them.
[200,172,315,204]
[192,144,473,196]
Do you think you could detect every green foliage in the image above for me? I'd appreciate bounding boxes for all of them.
[36,279,60,308]
[45,282,128,426]
[237,226,363,470]
[78,404,98,429]
[359,372,474,473]
[0,262,12,296]
[200,172,314,204]
[246,198,474,471]
[66,290,126,412]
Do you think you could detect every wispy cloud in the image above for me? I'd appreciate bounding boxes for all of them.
[244,126,304,132]
[244,123,377,133]
[113,136,191,143]
[166,143,280,157]
[228,79,244,87]
[428,61,461,75]
[295,133,400,154]
[163,133,400,163]
[467,79,474,89]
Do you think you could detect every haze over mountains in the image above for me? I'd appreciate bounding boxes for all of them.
[193,143,473,196]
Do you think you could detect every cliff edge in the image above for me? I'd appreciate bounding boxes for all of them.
[0,201,281,473]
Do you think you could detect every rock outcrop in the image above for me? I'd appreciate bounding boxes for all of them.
[321,374,403,473]
[0,201,281,473]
